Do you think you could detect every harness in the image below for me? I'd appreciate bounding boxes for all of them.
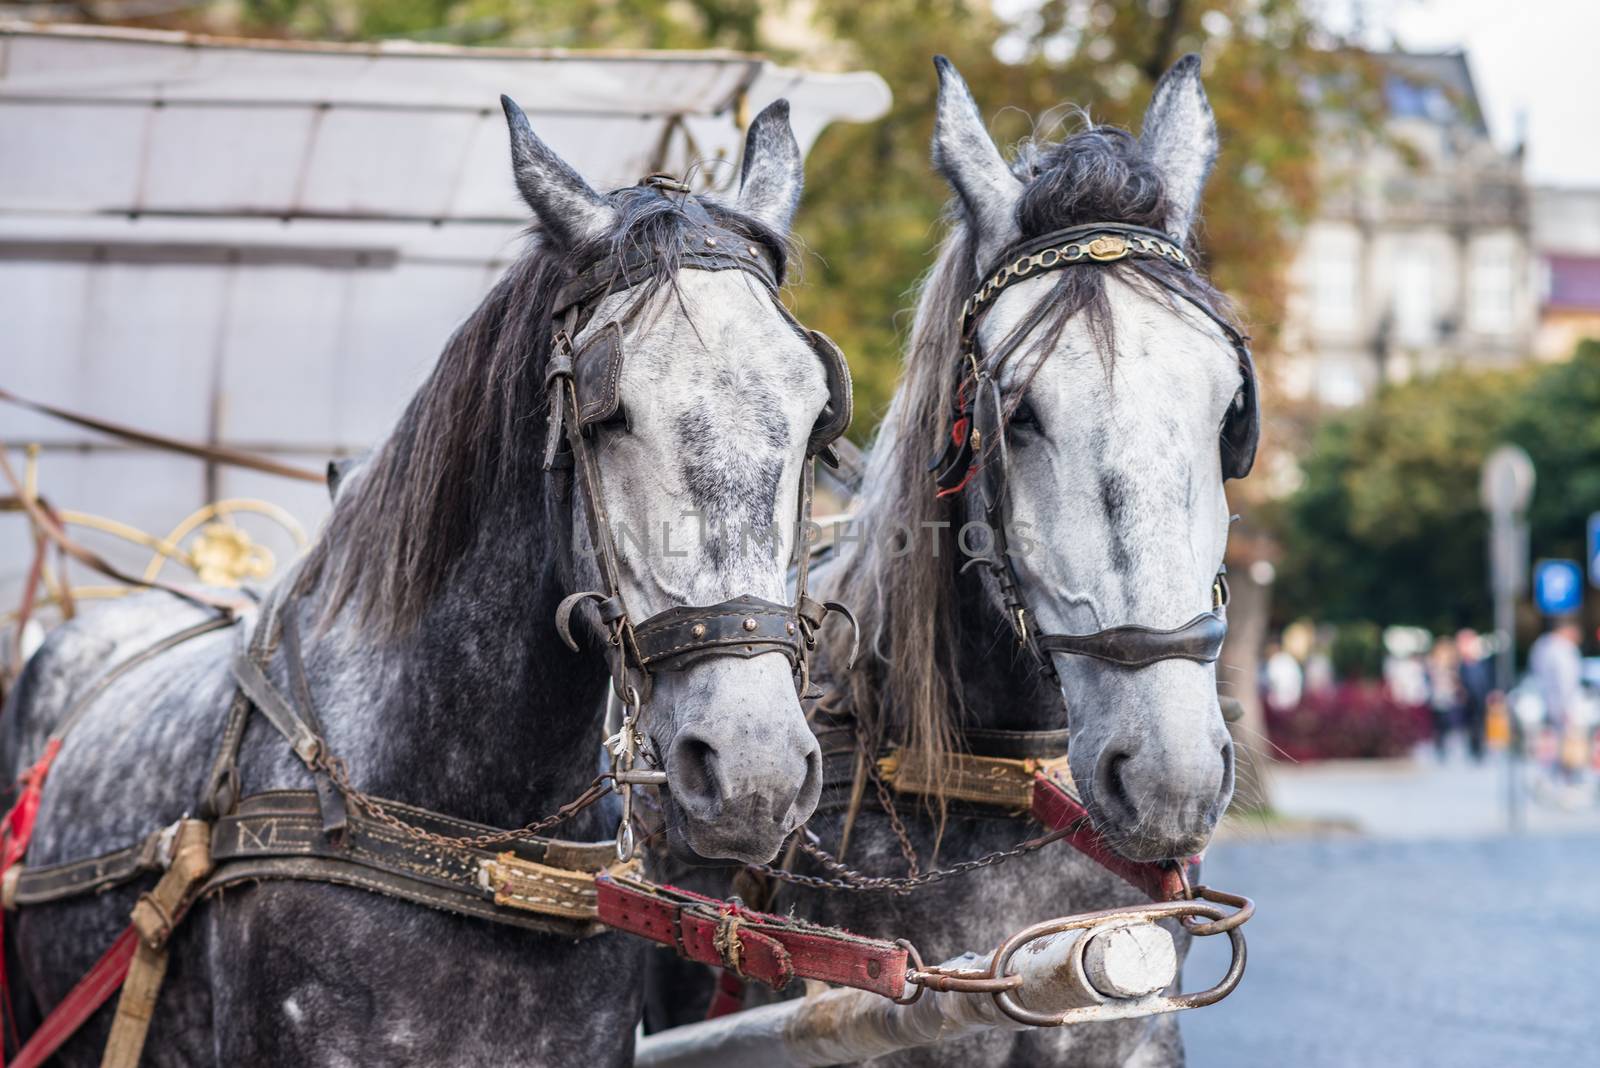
[0,177,874,1067]
[544,177,856,844]
[929,221,1259,682]
[690,221,1261,1020]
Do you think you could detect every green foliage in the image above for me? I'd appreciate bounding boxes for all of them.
[1328,620,1382,681]
[1502,340,1600,567]
[185,0,1346,439]
[792,0,1343,433]
[1272,340,1600,632]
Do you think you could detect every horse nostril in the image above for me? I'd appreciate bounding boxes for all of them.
[788,747,822,821]
[1097,750,1136,816]
[669,735,724,808]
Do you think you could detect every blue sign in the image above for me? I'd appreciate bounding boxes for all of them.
[1534,559,1583,616]
[1589,512,1600,588]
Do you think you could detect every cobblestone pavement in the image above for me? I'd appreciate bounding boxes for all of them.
[1182,830,1600,1067]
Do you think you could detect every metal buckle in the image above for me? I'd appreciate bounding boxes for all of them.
[1086,234,1129,262]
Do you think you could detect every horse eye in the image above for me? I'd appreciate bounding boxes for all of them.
[1008,398,1041,434]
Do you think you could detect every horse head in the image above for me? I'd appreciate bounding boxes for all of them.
[930,56,1256,862]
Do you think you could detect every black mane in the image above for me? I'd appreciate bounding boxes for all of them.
[297,184,787,636]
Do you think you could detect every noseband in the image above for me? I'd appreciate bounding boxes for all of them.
[546,177,856,715]
[930,222,1259,678]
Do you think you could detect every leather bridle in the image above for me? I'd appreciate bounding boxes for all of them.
[545,176,857,732]
[929,222,1259,681]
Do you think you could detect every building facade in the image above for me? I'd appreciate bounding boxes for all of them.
[1531,184,1600,360]
[1281,51,1538,407]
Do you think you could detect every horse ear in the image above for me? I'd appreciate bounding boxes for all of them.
[1139,54,1218,243]
[737,99,804,235]
[931,56,1022,272]
[500,95,616,249]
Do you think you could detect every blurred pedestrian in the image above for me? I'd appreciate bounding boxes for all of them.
[1425,636,1461,759]
[1529,618,1584,781]
[1263,641,1304,713]
[1456,628,1493,762]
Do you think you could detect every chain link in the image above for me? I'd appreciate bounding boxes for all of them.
[860,735,921,878]
[317,749,616,851]
[749,824,1074,894]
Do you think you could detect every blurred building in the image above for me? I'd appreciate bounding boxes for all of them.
[1531,185,1600,360]
[1282,51,1537,406]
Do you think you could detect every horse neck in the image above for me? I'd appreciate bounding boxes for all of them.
[293,477,612,833]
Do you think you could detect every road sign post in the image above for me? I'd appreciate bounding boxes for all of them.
[1481,446,1535,833]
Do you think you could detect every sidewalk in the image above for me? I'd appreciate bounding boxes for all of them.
[1224,746,1600,840]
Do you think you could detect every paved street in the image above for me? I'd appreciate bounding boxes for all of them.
[1248,750,1600,840]
[1182,756,1600,1067]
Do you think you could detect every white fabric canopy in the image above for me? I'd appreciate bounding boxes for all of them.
[0,22,890,608]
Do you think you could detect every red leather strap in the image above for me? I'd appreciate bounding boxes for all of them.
[1030,771,1195,902]
[705,968,747,1019]
[3,740,61,875]
[596,873,907,999]
[8,927,136,1068]
[2,739,64,1061]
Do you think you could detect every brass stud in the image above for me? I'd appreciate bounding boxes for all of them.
[705,235,718,247]
[786,622,796,635]
[748,245,759,257]
[742,617,758,632]
[691,623,707,639]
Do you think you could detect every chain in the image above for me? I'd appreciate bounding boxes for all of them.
[859,732,920,878]
[317,749,615,851]
[749,824,1074,895]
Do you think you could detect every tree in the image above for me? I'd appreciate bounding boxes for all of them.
[793,0,1347,432]
[106,0,1349,439]
[1271,340,1600,636]
[1503,340,1600,571]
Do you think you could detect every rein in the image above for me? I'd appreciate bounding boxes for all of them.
[0,177,873,1065]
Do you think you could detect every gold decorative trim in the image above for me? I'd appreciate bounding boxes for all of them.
[479,854,640,921]
[877,749,1072,812]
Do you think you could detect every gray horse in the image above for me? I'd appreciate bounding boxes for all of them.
[2,97,831,1066]
[647,56,1254,1067]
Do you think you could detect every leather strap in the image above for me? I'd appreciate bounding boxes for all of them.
[101,821,213,1068]
[596,873,909,999]
[959,726,1073,760]
[1036,609,1228,667]
[229,644,320,767]
[7,929,137,1068]
[201,791,617,937]
[631,596,802,672]
[1030,771,1194,903]
[10,829,167,907]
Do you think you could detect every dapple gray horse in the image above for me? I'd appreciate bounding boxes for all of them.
[648,55,1255,1067]
[3,97,832,1067]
